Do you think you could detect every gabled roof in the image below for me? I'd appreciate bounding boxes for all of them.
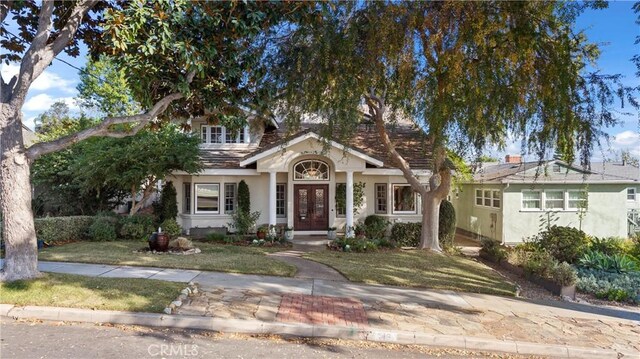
[239,123,432,169]
[473,160,639,184]
[196,123,432,170]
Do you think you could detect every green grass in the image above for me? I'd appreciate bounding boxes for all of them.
[0,273,183,312]
[38,241,296,277]
[305,250,517,297]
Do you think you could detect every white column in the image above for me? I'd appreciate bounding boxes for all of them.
[268,171,277,228]
[346,170,354,238]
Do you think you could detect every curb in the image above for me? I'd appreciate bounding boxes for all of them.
[2,305,638,359]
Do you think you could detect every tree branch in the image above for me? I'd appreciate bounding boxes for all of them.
[0,0,13,24]
[26,91,185,160]
[11,0,97,107]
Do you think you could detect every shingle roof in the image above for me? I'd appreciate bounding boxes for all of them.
[473,160,639,184]
[200,123,432,170]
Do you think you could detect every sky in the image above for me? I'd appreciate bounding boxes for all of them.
[1,2,639,161]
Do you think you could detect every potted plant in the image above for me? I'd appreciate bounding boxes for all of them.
[327,226,337,240]
[284,226,294,241]
[257,225,268,239]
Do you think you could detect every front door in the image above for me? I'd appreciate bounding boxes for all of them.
[294,184,329,231]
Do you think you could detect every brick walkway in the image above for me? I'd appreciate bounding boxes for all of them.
[276,294,368,328]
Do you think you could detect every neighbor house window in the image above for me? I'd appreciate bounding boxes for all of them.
[201,125,248,144]
[224,183,236,214]
[335,183,346,217]
[628,188,637,201]
[183,182,191,214]
[375,183,387,214]
[544,190,565,210]
[393,185,416,213]
[475,189,500,208]
[522,191,542,210]
[568,190,588,210]
[276,183,286,218]
[195,184,220,213]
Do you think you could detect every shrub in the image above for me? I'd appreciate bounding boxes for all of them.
[156,181,178,223]
[237,180,250,214]
[332,237,377,252]
[374,238,397,249]
[522,250,557,278]
[480,238,507,262]
[363,215,388,240]
[88,217,117,241]
[119,214,155,240]
[551,262,577,286]
[161,219,182,238]
[390,222,421,247]
[34,216,95,243]
[578,251,639,273]
[588,236,626,256]
[507,243,537,267]
[206,232,227,242]
[438,200,456,249]
[534,226,588,263]
[576,267,640,303]
[229,210,260,235]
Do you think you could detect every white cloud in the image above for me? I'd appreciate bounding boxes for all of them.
[610,130,640,157]
[1,63,76,93]
[22,93,78,112]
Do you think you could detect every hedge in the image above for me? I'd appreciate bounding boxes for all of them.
[35,216,95,243]
[391,222,422,247]
[390,200,457,248]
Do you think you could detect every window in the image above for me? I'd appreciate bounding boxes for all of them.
[628,188,637,201]
[195,184,220,213]
[393,185,416,213]
[183,182,191,214]
[475,189,500,208]
[375,183,387,214]
[294,160,329,180]
[224,183,236,214]
[335,183,346,217]
[522,191,541,210]
[568,190,588,210]
[545,190,564,210]
[201,125,248,144]
[552,164,561,173]
[276,184,286,218]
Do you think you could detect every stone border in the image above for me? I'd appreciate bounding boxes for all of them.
[1,304,636,359]
[164,281,200,314]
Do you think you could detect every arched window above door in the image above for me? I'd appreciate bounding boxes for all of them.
[293,160,329,180]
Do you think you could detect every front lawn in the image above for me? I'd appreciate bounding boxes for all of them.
[0,273,183,313]
[39,241,296,277]
[305,250,517,296]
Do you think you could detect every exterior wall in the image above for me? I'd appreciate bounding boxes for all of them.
[502,183,628,243]
[450,184,503,242]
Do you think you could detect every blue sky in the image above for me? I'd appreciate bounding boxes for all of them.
[1,2,638,160]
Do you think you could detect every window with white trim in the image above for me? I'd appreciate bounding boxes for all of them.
[224,183,236,214]
[195,184,220,213]
[201,125,248,144]
[375,183,387,214]
[183,182,191,214]
[276,184,286,218]
[628,188,637,201]
[568,190,588,210]
[544,190,564,210]
[475,189,500,208]
[522,191,542,210]
[393,185,416,213]
[294,160,329,180]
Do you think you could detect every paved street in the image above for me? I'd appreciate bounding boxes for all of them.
[0,318,527,359]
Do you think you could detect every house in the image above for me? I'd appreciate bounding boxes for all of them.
[169,118,432,235]
[451,155,640,244]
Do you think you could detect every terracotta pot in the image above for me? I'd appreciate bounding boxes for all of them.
[156,233,169,252]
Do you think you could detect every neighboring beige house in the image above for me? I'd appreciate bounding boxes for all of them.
[451,155,640,244]
[169,118,432,235]
[22,124,36,147]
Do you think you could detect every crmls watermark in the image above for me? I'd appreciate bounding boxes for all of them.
[148,344,198,357]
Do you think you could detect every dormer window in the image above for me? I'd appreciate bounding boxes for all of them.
[201,125,249,145]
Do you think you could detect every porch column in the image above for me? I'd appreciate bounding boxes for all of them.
[346,170,354,238]
[268,171,277,228]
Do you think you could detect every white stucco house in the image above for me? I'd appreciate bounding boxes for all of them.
[169,117,433,236]
[451,155,640,244]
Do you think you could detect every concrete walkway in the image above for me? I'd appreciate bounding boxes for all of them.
[268,250,347,281]
[4,260,640,357]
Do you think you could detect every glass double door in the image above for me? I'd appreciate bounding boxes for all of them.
[294,184,328,231]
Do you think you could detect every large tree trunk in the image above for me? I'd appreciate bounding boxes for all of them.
[419,192,442,251]
[0,105,41,281]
